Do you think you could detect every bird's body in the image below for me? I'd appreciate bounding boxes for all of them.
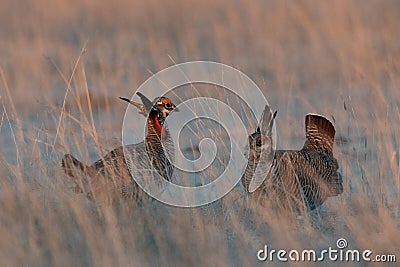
[242,109,343,211]
[62,95,177,203]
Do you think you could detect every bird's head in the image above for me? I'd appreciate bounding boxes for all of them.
[249,128,262,148]
[152,96,179,122]
[245,127,262,160]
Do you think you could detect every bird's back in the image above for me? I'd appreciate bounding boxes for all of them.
[62,144,140,203]
[264,148,342,210]
[62,137,175,204]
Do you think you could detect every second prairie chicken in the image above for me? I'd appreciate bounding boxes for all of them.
[242,106,343,211]
[61,93,178,203]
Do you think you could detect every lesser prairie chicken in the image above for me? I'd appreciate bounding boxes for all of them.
[242,106,343,211]
[62,93,178,203]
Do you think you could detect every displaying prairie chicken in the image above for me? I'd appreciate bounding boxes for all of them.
[61,93,178,203]
[242,106,343,211]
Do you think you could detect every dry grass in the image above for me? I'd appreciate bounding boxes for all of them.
[0,0,399,266]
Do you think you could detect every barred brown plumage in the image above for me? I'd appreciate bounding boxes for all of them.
[61,94,178,203]
[242,107,343,211]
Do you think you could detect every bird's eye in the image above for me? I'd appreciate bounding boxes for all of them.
[165,103,171,108]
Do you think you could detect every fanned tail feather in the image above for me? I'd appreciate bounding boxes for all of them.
[303,114,335,152]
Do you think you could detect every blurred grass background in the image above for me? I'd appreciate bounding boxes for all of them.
[0,0,399,266]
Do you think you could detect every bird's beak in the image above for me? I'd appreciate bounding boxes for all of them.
[173,107,180,112]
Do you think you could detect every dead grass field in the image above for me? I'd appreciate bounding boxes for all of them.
[0,0,399,266]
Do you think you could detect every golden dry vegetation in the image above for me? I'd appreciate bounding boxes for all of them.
[0,0,399,266]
